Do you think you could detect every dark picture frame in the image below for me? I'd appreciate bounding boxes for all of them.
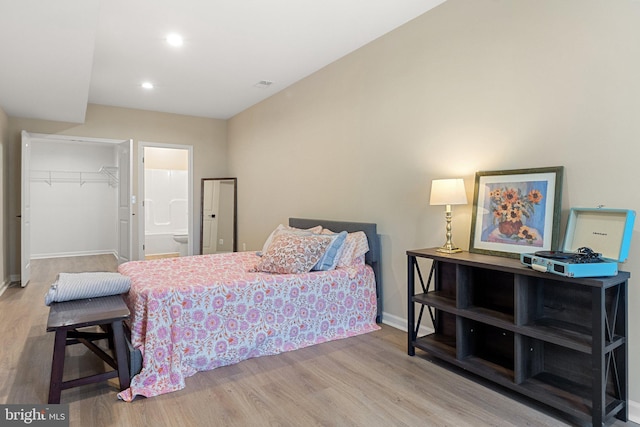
[469,166,563,258]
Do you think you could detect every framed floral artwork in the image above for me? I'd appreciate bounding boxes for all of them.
[469,166,563,258]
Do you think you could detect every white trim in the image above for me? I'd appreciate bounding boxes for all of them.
[138,142,194,260]
[27,133,127,145]
[381,311,433,336]
[30,250,118,260]
[0,279,9,297]
[628,399,640,423]
[380,311,405,331]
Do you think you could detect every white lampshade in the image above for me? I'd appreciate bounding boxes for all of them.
[429,178,467,206]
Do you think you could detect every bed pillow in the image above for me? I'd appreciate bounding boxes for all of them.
[336,231,370,268]
[258,224,323,256]
[312,231,348,271]
[255,233,331,274]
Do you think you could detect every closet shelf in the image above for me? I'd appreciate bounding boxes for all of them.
[31,168,119,187]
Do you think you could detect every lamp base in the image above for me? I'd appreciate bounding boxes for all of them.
[436,246,463,254]
[436,204,463,254]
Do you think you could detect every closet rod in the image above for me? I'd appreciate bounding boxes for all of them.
[30,168,119,187]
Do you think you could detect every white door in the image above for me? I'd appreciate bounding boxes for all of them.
[117,140,133,264]
[202,180,220,254]
[20,131,31,286]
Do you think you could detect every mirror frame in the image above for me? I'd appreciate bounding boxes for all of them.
[200,177,237,254]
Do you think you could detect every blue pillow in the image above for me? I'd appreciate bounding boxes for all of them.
[312,231,348,271]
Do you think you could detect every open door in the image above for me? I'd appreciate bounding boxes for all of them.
[117,140,133,264]
[20,131,31,286]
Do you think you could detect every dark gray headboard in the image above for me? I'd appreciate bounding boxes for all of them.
[288,218,381,322]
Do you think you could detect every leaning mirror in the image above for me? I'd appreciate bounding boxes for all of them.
[200,178,237,254]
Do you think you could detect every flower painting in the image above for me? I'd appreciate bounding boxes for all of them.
[469,167,563,258]
[482,182,547,246]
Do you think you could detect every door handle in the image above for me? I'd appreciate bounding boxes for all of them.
[211,214,216,218]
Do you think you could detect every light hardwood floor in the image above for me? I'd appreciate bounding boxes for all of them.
[1,255,636,427]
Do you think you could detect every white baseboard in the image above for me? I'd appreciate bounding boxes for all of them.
[11,253,118,286]
[380,311,433,336]
[0,279,9,297]
[381,312,640,422]
[380,310,406,331]
[31,250,118,260]
[628,399,640,423]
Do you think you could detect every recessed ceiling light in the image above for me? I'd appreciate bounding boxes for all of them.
[141,82,154,89]
[166,33,183,47]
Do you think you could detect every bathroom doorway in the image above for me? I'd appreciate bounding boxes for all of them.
[138,142,193,260]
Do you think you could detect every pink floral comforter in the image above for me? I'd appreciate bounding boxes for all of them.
[117,252,379,401]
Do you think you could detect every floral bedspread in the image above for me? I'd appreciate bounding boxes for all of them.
[117,252,379,401]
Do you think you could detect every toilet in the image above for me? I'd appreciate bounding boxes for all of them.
[172,232,189,256]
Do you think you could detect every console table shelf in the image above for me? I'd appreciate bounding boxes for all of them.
[407,248,629,426]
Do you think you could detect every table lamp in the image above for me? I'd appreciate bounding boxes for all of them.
[429,178,467,253]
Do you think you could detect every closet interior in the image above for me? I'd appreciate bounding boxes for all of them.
[29,139,120,259]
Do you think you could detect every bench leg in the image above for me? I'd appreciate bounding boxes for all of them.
[111,320,130,390]
[48,329,67,404]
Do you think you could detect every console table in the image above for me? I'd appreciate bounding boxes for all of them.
[407,248,628,426]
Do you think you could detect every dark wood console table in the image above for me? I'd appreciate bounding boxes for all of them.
[407,248,628,426]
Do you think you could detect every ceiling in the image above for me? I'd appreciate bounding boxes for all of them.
[0,0,446,123]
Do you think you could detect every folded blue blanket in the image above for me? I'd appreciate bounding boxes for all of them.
[45,272,131,306]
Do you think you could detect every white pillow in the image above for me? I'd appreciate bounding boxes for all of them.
[336,231,370,267]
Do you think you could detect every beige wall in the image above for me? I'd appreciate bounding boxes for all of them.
[0,106,8,287]
[7,104,227,274]
[228,0,640,403]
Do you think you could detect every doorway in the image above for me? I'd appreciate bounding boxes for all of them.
[20,132,132,286]
[138,142,193,260]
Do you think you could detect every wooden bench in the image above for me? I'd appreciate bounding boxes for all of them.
[46,294,131,404]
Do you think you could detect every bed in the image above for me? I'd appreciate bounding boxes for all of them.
[117,218,381,401]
